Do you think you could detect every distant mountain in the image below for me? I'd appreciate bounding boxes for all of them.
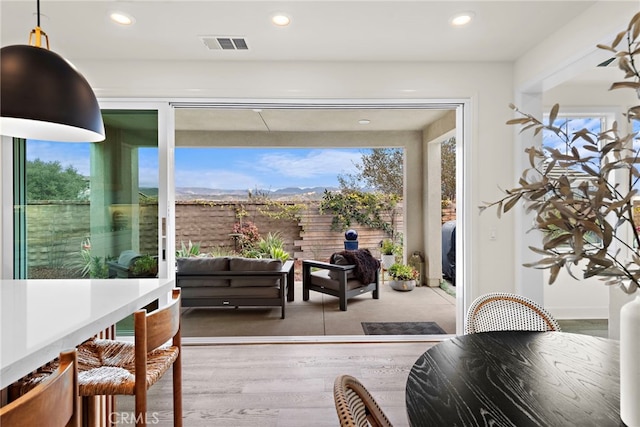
[169,186,339,201]
[272,186,334,195]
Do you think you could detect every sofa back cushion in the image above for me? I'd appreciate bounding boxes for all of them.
[328,253,356,280]
[176,257,230,287]
[229,258,283,287]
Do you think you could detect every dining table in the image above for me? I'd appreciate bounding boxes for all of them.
[405,331,620,427]
[0,277,176,389]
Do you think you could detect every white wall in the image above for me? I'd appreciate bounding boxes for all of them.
[514,1,637,93]
[513,1,639,336]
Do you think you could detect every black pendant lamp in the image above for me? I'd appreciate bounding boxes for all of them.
[0,0,105,142]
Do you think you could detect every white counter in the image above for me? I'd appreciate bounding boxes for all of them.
[0,278,175,389]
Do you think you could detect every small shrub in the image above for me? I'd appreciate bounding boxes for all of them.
[248,231,291,261]
[176,240,201,258]
[208,246,234,257]
[388,263,419,281]
[380,239,398,255]
[131,255,158,277]
[269,247,290,262]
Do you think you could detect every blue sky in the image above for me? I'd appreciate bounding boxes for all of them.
[543,116,602,154]
[173,148,364,190]
[26,142,368,190]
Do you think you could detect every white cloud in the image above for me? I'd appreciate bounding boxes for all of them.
[175,168,264,189]
[249,149,363,179]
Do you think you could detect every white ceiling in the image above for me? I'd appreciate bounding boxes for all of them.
[174,107,450,131]
[0,1,600,62]
[0,1,624,131]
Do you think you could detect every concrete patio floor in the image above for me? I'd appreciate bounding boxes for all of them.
[180,280,457,338]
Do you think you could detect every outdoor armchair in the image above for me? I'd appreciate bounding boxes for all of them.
[303,249,380,311]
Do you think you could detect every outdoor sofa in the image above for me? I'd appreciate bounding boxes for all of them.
[175,257,295,319]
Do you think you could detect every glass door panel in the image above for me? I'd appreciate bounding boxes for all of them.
[16,109,160,335]
[19,110,159,281]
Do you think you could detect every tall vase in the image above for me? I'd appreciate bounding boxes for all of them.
[621,295,640,427]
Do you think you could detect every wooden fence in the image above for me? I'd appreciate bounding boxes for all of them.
[25,199,454,275]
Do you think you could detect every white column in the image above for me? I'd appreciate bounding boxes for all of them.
[512,91,544,304]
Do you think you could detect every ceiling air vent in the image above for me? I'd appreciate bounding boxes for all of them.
[201,36,249,50]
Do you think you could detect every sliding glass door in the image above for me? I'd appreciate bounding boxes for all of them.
[12,107,169,281]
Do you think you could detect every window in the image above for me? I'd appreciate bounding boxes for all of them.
[544,115,604,174]
[15,110,159,282]
[541,114,607,249]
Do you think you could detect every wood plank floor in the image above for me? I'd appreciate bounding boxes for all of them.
[114,279,607,427]
[116,341,439,426]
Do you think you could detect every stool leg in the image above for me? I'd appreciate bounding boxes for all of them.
[82,396,102,427]
[173,330,183,427]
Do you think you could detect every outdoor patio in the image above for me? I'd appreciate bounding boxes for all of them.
[180,280,457,338]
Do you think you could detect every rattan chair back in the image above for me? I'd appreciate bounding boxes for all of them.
[465,292,561,334]
[333,374,393,427]
[1,350,78,427]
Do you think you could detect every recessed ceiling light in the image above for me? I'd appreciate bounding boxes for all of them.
[272,14,291,27]
[110,11,135,26]
[450,12,474,27]
[358,119,371,125]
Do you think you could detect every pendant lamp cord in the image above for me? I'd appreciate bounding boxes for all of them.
[29,0,48,49]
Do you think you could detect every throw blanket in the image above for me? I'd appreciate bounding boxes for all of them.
[330,249,381,284]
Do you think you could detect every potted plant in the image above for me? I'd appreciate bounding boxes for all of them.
[481,12,640,426]
[380,239,398,269]
[130,255,158,278]
[388,263,419,291]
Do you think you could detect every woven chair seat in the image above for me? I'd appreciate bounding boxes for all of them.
[9,289,183,426]
[9,339,179,397]
[76,338,179,396]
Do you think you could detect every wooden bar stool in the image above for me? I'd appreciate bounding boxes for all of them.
[10,289,182,427]
[77,288,183,426]
[1,349,79,427]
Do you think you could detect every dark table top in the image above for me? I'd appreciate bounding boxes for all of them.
[405,331,620,427]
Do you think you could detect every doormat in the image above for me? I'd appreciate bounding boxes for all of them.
[361,321,447,335]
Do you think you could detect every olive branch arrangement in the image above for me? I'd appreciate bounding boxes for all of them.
[480,12,640,294]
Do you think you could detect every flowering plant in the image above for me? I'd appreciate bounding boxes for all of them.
[232,221,260,252]
[481,12,640,294]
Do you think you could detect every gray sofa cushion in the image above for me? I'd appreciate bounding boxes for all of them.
[229,258,282,287]
[176,257,230,287]
[310,270,366,291]
[328,253,356,280]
